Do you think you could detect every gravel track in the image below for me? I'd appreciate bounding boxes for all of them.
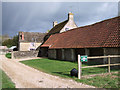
[1,55,95,88]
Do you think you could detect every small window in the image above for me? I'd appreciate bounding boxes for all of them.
[32,38,34,42]
[20,35,22,39]
[31,43,35,46]
[65,28,69,31]
[30,48,35,51]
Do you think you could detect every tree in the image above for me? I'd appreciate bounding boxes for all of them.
[12,35,18,46]
[2,39,13,48]
[2,35,18,48]
[2,34,10,42]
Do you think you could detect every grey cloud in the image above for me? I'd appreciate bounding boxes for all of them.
[2,2,118,37]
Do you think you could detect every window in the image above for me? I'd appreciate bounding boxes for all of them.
[31,42,35,46]
[65,28,69,31]
[20,35,22,39]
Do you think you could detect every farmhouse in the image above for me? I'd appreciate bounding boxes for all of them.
[18,32,46,51]
[40,12,78,57]
[41,16,120,63]
[44,12,78,41]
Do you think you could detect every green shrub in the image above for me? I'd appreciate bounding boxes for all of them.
[5,53,11,59]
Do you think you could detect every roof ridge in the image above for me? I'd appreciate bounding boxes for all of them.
[47,20,68,35]
[55,16,120,35]
[55,20,68,26]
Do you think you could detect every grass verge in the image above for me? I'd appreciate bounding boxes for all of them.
[20,58,120,88]
[1,69,15,88]
[5,53,11,59]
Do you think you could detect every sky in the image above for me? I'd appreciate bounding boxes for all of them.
[2,1,119,37]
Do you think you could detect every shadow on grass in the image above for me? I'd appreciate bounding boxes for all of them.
[49,58,77,63]
[52,71,71,77]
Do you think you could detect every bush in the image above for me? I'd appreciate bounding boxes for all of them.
[5,53,11,59]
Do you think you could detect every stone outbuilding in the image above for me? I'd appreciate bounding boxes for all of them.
[41,16,120,63]
[18,32,46,51]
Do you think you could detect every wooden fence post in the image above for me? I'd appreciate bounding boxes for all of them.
[108,56,111,73]
[78,55,81,79]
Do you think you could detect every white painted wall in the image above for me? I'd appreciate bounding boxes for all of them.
[60,20,77,33]
[19,42,42,51]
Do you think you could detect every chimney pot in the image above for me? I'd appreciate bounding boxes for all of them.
[22,32,24,40]
[68,12,74,21]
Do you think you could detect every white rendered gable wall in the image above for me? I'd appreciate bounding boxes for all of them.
[60,12,77,33]
[60,20,77,33]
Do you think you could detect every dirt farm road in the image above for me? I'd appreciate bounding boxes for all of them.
[1,55,95,88]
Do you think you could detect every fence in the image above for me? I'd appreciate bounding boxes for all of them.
[78,55,120,79]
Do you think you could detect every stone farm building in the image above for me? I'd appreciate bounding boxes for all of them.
[18,32,46,51]
[41,16,120,63]
[44,12,78,41]
[40,12,77,57]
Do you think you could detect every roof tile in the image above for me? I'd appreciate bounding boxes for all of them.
[42,16,120,49]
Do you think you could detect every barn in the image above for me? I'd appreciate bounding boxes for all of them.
[41,16,120,63]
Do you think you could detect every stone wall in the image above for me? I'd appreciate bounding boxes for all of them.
[48,49,75,61]
[39,47,48,57]
[105,48,120,64]
[12,51,39,59]
[48,49,56,59]
[64,49,75,61]
[47,48,120,64]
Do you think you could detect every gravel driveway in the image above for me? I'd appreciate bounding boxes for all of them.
[1,55,95,88]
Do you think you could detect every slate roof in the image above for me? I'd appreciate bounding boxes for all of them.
[41,16,120,49]
[19,32,46,43]
[47,20,68,35]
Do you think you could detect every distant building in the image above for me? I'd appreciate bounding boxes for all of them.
[41,16,120,63]
[18,32,46,51]
[9,46,17,52]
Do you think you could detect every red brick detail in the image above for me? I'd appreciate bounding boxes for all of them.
[22,32,24,40]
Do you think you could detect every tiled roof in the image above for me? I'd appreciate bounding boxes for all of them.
[47,20,68,35]
[41,16,120,49]
[41,34,61,47]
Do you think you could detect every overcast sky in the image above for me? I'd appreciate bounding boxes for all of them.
[2,2,119,37]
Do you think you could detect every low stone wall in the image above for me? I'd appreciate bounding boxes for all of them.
[12,51,39,59]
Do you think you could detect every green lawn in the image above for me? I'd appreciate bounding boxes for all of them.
[76,74,119,88]
[20,58,120,88]
[1,69,15,88]
[5,53,11,59]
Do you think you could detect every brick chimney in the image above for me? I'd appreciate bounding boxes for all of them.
[68,12,74,21]
[53,21,57,27]
[19,32,24,41]
[22,32,24,40]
